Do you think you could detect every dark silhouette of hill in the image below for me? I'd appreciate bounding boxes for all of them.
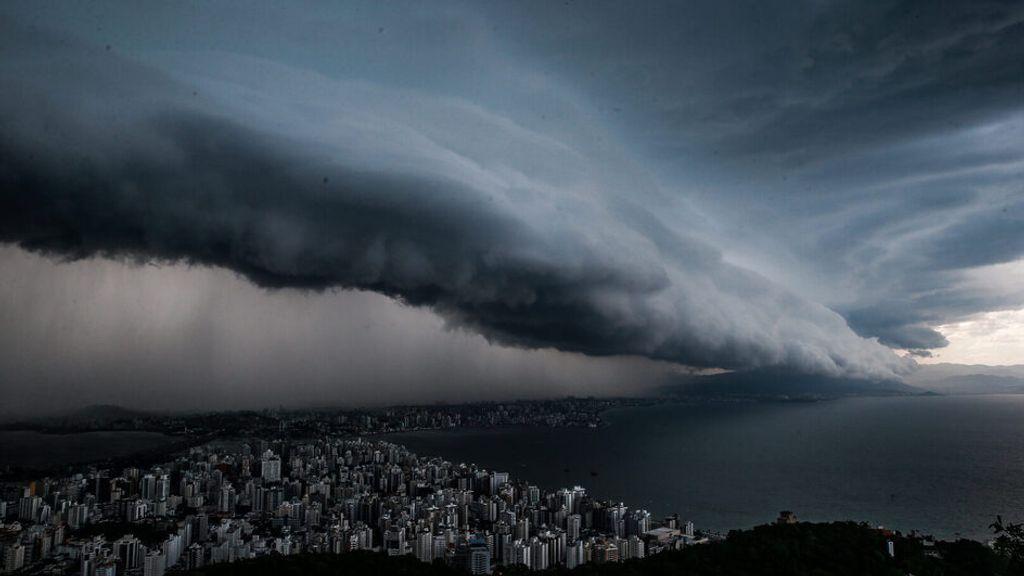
[662,368,923,399]
[0,404,162,431]
[186,522,1010,576]
[56,404,156,422]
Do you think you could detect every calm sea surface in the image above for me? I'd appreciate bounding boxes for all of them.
[0,430,175,468]
[387,395,1024,540]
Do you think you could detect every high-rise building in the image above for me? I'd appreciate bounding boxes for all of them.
[162,534,182,569]
[431,533,447,561]
[570,486,587,514]
[514,517,530,541]
[37,530,54,559]
[557,488,575,513]
[510,540,530,568]
[186,543,204,570]
[195,514,210,542]
[140,475,157,501]
[527,486,540,505]
[69,504,91,529]
[606,503,627,538]
[413,529,432,563]
[114,535,143,571]
[465,538,491,575]
[218,485,236,514]
[125,499,148,522]
[95,474,113,504]
[18,496,41,522]
[261,450,282,483]
[566,539,584,569]
[626,509,651,536]
[493,523,511,564]
[529,537,548,571]
[548,530,566,567]
[156,475,170,501]
[143,551,165,576]
[567,514,582,541]
[625,535,645,560]
[3,543,26,573]
[384,527,407,556]
[593,541,619,564]
[489,472,509,495]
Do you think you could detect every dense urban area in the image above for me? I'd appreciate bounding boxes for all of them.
[1,433,701,575]
[2,399,1023,576]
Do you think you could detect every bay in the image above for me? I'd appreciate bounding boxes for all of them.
[0,430,177,469]
[387,395,1024,540]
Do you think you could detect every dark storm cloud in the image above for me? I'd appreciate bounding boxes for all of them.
[489,0,1024,350]
[843,310,950,351]
[499,0,1023,164]
[2,111,667,354]
[727,0,1024,163]
[922,201,1024,271]
[0,16,911,381]
[1,0,1022,405]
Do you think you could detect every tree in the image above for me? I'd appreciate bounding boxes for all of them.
[991,515,1024,575]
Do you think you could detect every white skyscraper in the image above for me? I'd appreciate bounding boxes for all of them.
[261,450,282,483]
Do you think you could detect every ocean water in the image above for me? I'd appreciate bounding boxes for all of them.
[387,395,1024,540]
[0,430,176,469]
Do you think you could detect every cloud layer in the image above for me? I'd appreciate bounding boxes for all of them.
[486,0,1024,353]
[2,0,1022,409]
[0,16,913,384]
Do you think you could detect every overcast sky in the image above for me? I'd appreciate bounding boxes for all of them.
[0,1,1021,413]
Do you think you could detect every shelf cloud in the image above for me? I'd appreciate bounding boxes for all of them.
[1,0,1021,407]
[0,19,911,384]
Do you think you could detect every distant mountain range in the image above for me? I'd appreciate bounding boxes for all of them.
[907,363,1024,395]
[5,404,159,426]
[660,364,1024,399]
[661,369,922,399]
[55,404,157,422]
